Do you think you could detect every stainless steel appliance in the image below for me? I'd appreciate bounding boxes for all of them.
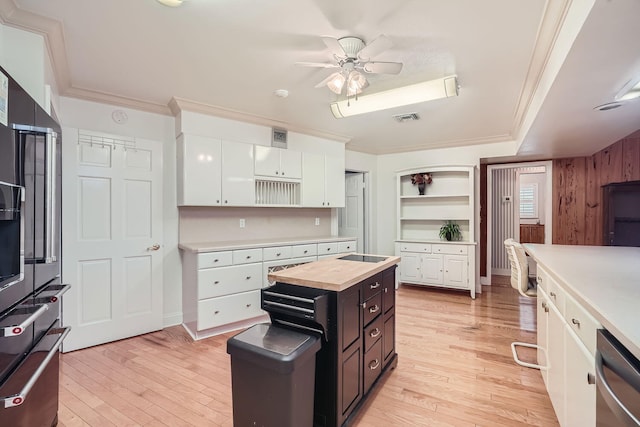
[596,329,640,427]
[0,66,69,427]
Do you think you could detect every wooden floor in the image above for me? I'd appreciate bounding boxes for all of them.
[57,277,559,427]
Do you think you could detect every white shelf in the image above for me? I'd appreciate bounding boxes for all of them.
[400,193,469,199]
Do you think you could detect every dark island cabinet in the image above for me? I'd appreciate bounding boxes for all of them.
[333,265,398,426]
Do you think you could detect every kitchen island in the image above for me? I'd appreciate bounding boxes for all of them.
[266,254,400,427]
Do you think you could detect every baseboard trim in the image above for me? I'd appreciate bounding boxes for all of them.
[163,312,183,328]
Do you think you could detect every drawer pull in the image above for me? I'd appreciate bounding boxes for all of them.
[369,328,381,338]
[549,291,556,298]
[542,302,549,313]
[245,276,251,280]
[213,281,219,285]
[326,248,331,251]
[587,372,595,385]
[214,310,220,315]
[368,304,380,314]
[276,253,281,257]
[368,359,380,370]
[384,288,388,293]
[303,250,308,254]
[213,259,219,263]
[246,304,251,308]
[571,318,581,327]
[246,255,251,259]
[370,282,380,289]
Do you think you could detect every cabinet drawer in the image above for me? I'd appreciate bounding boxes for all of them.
[317,242,338,256]
[197,263,262,299]
[432,244,468,255]
[565,292,601,356]
[197,290,262,330]
[291,244,317,258]
[338,241,357,253]
[263,246,292,261]
[362,273,382,301]
[364,338,383,394]
[197,251,233,268]
[232,248,263,265]
[546,276,566,316]
[536,268,548,292]
[399,242,430,253]
[363,293,382,327]
[364,316,383,352]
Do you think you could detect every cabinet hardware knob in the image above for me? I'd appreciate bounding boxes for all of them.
[276,253,281,256]
[214,281,219,285]
[385,288,388,293]
[370,282,380,289]
[304,250,308,254]
[369,304,380,314]
[214,310,220,315]
[246,276,251,280]
[368,359,380,370]
[213,259,219,263]
[246,256,251,259]
[361,302,367,309]
[327,248,331,251]
[282,171,285,176]
[550,292,556,298]
[275,171,279,175]
[542,302,549,313]
[571,318,581,327]
[224,200,228,204]
[246,304,251,308]
[327,202,330,205]
[370,328,381,338]
[216,200,220,203]
[587,373,595,385]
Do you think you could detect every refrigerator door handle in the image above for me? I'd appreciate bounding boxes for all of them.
[44,130,58,264]
[0,304,48,337]
[1,327,70,408]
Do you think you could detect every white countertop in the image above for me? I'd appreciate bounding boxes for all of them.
[524,244,640,360]
[179,236,355,253]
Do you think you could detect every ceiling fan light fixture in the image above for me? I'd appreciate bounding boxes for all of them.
[156,0,185,7]
[331,75,459,119]
[346,71,369,96]
[615,75,640,101]
[326,73,346,94]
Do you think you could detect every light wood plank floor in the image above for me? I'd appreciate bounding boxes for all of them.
[57,277,558,427]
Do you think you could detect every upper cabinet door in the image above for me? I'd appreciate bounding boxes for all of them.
[301,153,325,207]
[324,155,345,207]
[178,134,222,206]
[221,141,255,206]
[254,146,281,178]
[279,149,302,179]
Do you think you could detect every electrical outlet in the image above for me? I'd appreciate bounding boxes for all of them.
[315,217,320,226]
[239,219,245,228]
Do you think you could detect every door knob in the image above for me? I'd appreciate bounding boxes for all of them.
[147,244,160,251]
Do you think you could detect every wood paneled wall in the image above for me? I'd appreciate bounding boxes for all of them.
[553,131,640,245]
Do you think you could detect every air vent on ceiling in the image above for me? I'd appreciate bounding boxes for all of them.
[393,112,420,122]
[594,102,623,111]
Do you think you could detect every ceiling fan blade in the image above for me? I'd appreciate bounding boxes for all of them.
[362,61,403,75]
[357,34,393,61]
[321,36,347,59]
[295,62,340,69]
[314,72,341,88]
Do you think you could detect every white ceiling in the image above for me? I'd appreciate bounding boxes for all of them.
[2,0,640,157]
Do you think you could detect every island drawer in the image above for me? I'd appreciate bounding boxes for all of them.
[564,291,601,356]
[197,290,262,330]
[197,263,262,300]
[363,293,382,327]
[362,273,383,301]
[364,316,383,352]
[232,248,263,265]
[291,244,317,258]
[364,339,383,394]
[545,275,566,316]
[197,251,233,268]
[263,245,292,261]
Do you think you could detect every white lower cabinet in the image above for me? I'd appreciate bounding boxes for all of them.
[197,290,262,330]
[536,267,598,427]
[396,241,475,298]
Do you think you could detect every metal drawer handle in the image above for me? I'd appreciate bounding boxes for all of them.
[571,318,581,327]
[2,327,70,408]
[549,291,556,298]
[368,304,380,314]
[542,302,549,313]
[369,328,381,338]
[385,288,388,293]
[1,304,49,337]
[370,282,380,289]
[368,359,380,370]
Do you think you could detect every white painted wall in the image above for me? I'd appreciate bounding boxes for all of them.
[374,141,517,256]
[58,97,181,327]
[0,23,46,109]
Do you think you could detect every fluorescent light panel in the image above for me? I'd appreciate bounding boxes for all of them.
[330,75,458,119]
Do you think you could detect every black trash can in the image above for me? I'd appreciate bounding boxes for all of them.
[226,323,321,427]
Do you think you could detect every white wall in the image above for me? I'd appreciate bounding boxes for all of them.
[0,23,47,109]
[58,97,181,327]
[374,141,516,256]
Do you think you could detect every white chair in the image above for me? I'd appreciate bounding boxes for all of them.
[504,238,545,369]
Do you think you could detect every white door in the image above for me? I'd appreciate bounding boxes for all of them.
[61,129,163,352]
[339,172,364,252]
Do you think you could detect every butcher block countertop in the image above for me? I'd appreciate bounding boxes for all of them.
[524,244,640,360]
[268,254,400,292]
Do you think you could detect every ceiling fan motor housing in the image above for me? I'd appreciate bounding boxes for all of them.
[338,36,365,59]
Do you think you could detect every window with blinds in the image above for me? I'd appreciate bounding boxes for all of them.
[520,183,538,218]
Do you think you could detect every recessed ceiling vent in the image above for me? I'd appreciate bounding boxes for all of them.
[393,112,420,122]
[594,102,623,111]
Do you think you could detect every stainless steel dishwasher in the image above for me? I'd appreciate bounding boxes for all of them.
[596,329,640,427]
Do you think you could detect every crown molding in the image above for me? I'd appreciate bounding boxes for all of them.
[169,97,351,144]
[65,86,172,116]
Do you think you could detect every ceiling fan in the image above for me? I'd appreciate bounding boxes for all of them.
[297,35,403,97]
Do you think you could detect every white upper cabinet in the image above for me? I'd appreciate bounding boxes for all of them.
[302,153,345,208]
[177,134,254,206]
[254,146,302,180]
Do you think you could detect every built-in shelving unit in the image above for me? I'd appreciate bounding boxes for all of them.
[395,165,477,298]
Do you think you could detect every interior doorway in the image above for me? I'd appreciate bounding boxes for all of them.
[485,161,552,281]
[339,171,369,253]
